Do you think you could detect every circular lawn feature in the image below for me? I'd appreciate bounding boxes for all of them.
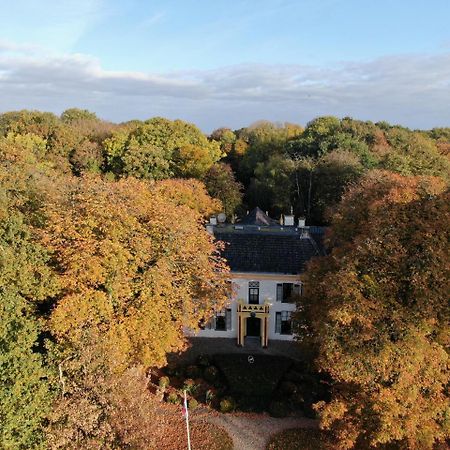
[266,428,332,450]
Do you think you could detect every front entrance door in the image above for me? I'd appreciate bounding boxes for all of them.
[246,317,261,337]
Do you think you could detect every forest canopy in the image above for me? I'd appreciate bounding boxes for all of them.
[0,109,448,449]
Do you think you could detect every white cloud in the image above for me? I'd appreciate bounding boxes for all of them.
[0,44,449,130]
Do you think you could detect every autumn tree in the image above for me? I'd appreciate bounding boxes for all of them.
[43,176,229,370]
[298,171,449,449]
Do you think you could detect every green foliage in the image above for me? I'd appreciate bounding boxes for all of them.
[158,376,170,389]
[104,117,222,180]
[0,211,58,449]
[60,108,98,123]
[204,162,243,217]
[219,396,236,413]
[183,378,198,394]
[166,391,181,405]
[188,398,199,409]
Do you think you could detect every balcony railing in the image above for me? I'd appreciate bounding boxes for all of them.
[237,300,270,314]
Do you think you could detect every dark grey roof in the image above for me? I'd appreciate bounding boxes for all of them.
[214,229,322,274]
[238,207,280,226]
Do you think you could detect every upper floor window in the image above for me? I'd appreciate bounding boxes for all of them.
[248,281,260,304]
[276,283,301,303]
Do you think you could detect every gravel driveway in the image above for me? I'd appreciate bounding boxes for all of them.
[198,411,318,450]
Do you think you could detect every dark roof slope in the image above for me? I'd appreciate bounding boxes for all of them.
[238,207,280,226]
[215,230,321,274]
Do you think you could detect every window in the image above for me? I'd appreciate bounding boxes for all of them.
[248,281,260,304]
[276,283,301,303]
[275,311,292,335]
[213,309,232,331]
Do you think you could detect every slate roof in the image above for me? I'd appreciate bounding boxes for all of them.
[212,208,326,274]
[238,207,279,226]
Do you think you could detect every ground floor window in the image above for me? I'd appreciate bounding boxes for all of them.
[275,311,292,335]
[203,309,232,331]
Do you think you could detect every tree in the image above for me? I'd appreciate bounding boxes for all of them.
[43,176,229,370]
[0,154,59,448]
[153,178,221,217]
[246,155,295,216]
[204,163,243,219]
[104,117,222,180]
[60,108,98,124]
[382,128,450,180]
[298,171,449,449]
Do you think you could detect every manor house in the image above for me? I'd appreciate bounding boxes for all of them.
[195,207,325,347]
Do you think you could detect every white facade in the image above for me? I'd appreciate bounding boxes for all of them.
[195,273,301,344]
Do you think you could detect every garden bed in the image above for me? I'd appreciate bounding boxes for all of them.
[153,353,330,418]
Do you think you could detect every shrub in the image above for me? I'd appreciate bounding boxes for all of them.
[269,400,289,418]
[279,381,297,396]
[219,397,236,413]
[197,354,210,367]
[205,389,215,405]
[158,376,170,389]
[185,365,201,379]
[183,378,198,394]
[284,370,304,383]
[189,398,199,410]
[203,365,219,382]
[166,391,181,405]
[291,392,304,406]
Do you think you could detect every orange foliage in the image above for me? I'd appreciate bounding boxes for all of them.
[42,176,229,369]
[300,171,449,449]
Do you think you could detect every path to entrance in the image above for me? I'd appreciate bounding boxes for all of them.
[201,411,317,450]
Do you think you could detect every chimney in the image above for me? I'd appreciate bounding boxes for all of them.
[298,217,306,228]
[284,206,295,226]
[209,216,217,225]
[284,214,294,226]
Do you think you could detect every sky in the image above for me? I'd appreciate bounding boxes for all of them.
[0,0,450,131]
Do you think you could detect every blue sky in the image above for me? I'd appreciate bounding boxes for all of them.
[1,0,450,130]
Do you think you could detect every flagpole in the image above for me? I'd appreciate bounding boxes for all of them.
[184,390,192,450]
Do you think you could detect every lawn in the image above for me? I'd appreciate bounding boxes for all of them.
[267,428,333,450]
